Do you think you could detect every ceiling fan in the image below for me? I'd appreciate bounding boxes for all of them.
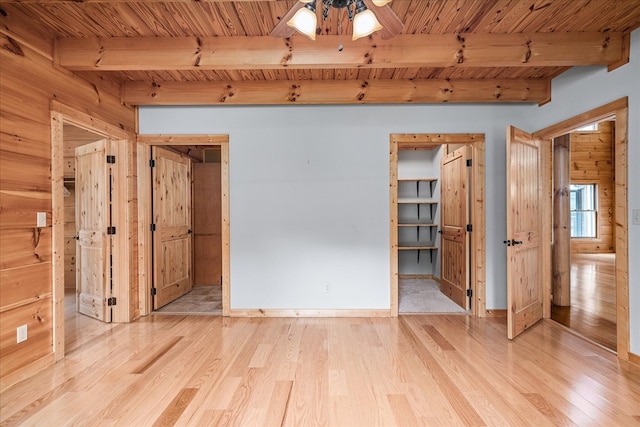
[270,0,404,41]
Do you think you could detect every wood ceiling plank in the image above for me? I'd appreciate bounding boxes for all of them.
[56,32,623,71]
[269,0,300,39]
[122,78,549,105]
[362,0,404,40]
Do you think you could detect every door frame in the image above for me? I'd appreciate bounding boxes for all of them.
[51,101,135,359]
[532,97,630,360]
[390,134,486,317]
[136,135,230,317]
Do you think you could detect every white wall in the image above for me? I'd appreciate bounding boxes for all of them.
[139,104,534,310]
[533,29,640,354]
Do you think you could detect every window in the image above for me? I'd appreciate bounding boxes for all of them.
[574,123,598,132]
[570,184,597,238]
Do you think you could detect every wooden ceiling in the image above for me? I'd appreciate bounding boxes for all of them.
[1,0,639,105]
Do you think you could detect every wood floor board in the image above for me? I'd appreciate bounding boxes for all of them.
[551,253,617,350]
[404,317,548,426]
[2,293,640,426]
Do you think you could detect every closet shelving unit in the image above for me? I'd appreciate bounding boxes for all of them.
[397,177,438,262]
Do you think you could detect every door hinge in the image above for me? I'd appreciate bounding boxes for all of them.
[107,226,116,235]
[466,289,473,297]
[149,159,156,167]
[106,155,116,164]
[466,159,472,167]
[150,223,156,232]
[467,224,473,232]
[107,297,117,306]
[151,287,157,296]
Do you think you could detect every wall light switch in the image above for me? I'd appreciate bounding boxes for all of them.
[17,325,27,343]
[633,209,640,226]
[37,212,46,227]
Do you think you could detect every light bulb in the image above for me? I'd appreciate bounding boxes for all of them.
[352,9,383,40]
[287,3,317,40]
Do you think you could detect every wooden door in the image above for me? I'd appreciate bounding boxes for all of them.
[440,146,471,309]
[506,126,544,339]
[153,147,193,309]
[75,139,113,322]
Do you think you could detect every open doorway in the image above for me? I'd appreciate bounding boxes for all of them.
[532,97,630,358]
[61,123,117,352]
[51,102,136,360]
[390,134,486,317]
[136,135,230,317]
[550,120,617,350]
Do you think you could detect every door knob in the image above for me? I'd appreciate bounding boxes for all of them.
[503,239,523,246]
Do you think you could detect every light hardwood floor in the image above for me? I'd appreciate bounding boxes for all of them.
[1,296,639,426]
[552,253,617,351]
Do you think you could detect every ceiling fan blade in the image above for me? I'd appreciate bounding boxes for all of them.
[270,1,304,38]
[363,0,404,40]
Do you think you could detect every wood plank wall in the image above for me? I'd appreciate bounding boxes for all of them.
[63,183,76,290]
[193,162,222,286]
[570,121,615,253]
[0,34,135,388]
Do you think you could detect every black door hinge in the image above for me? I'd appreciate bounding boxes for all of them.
[151,287,157,296]
[107,297,117,306]
[107,226,116,235]
[466,159,472,167]
[149,159,156,167]
[466,289,473,297]
[106,155,116,164]
[467,224,473,232]
[150,223,156,232]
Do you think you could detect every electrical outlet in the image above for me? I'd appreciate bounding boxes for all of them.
[17,325,27,343]
[37,212,46,227]
[633,209,640,225]
[322,283,331,293]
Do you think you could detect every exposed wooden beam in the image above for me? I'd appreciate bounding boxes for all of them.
[1,0,285,2]
[56,32,623,71]
[122,78,549,105]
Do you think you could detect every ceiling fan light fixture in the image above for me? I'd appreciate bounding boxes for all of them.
[287,1,318,40]
[352,2,383,40]
[372,0,393,6]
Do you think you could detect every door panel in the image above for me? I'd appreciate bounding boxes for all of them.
[153,147,192,309]
[507,126,544,339]
[440,146,471,309]
[75,139,111,322]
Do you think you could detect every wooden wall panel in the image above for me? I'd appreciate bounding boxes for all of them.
[0,298,53,379]
[0,228,51,270]
[0,150,50,192]
[0,189,50,230]
[0,263,51,311]
[193,162,222,286]
[0,34,135,389]
[64,184,76,290]
[570,121,614,253]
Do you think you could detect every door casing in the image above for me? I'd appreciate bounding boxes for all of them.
[533,97,630,360]
[136,135,230,317]
[51,102,135,360]
[390,134,486,317]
